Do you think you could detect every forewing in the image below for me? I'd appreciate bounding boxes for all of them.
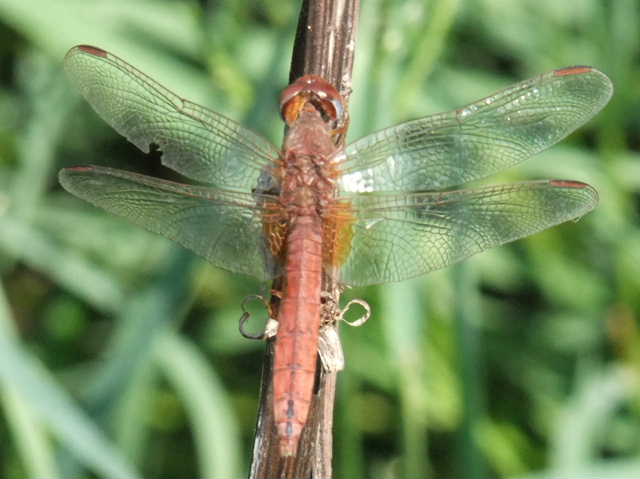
[338,67,612,193]
[338,180,597,286]
[59,166,281,281]
[64,45,280,192]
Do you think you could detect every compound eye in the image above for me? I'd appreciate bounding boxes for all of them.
[280,92,306,126]
[279,75,347,131]
[316,94,346,131]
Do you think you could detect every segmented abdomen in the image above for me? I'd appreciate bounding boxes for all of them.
[273,215,323,456]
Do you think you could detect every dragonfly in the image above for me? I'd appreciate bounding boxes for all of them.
[59,45,612,457]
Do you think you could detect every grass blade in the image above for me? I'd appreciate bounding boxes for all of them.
[0,284,139,478]
[156,331,242,478]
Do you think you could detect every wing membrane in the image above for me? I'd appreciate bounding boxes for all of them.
[59,166,281,281]
[337,180,597,286]
[64,45,280,192]
[338,67,612,193]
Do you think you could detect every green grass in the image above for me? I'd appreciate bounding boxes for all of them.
[0,0,638,477]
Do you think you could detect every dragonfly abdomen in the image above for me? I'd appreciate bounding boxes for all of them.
[273,215,323,457]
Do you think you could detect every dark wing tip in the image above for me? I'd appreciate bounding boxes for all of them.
[74,45,108,57]
[61,166,96,173]
[553,65,594,76]
[549,179,599,211]
[58,166,99,189]
[549,179,590,188]
[553,66,613,114]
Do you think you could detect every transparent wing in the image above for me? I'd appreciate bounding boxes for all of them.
[336,180,597,286]
[338,67,612,193]
[64,45,280,192]
[59,166,281,281]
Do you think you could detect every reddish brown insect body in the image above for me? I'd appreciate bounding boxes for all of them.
[60,45,611,461]
[273,75,345,456]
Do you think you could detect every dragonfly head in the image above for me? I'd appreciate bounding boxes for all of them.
[280,75,347,136]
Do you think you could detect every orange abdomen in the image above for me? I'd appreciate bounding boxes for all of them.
[273,215,323,456]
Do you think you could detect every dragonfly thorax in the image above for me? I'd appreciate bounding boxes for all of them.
[280,108,340,218]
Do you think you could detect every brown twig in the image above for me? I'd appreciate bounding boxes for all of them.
[289,0,359,102]
[249,1,359,477]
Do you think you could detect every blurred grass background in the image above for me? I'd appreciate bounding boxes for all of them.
[0,0,638,477]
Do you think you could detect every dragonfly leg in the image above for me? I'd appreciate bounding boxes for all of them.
[317,294,370,372]
[239,295,278,340]
[338,298,371,327]
[319,290,340,325]
[270,288,283,299]
[319,291,370,328]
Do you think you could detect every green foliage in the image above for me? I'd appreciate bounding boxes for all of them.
[0,0,638,477]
